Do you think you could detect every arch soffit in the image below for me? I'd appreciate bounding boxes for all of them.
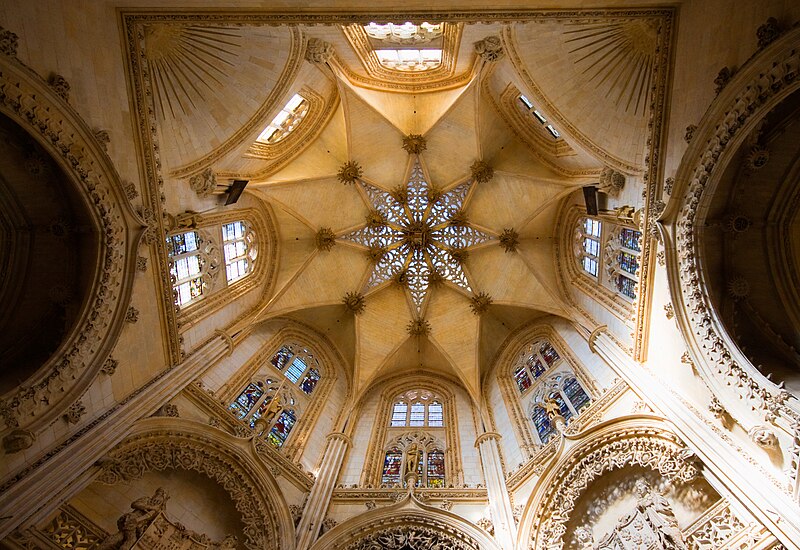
[96,417,295,550]
[309,496,502,550]
[665,25,800,423]
[518,417,699,550]
[0,49,141,435]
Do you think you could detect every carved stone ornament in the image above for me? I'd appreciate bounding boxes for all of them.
[342,524,480,550]
[63,401,86,424]
[188,168,217,198]
[321,517,338,534]
[96,487,169,550]
[683,124,697,144]
[476,517,494,535]
[123,180,139,201]
[2,428,35,454]
[289,504,303,526]
[530,428,699,550]
[125,306,140,324]
[407,318,431,337]
[338,160,363,185]
[101,357,118,375]
[136,256,148,272]
[474,35,504,62]
[343,291,366,315]
[726,276,749,300]
[96,432,282,549]
[469,292,492,315]
[0,25,19,56]
[748,425,779,449]
[0,45,133,435]
[656,250,666,267]
[94,129,111,151]
[664,302,675,320]
[48,73,71,102]
[745,145,769,171]
[305,38,334,64]
[714,66,735,95]
[598,167,626,197]
[316,227,337,251]
[153,403,179,418]
[470,160,494,183]
[499,228,519,253]
[664,177,675,195]
[756,17,782,49]
[402,133,427,155]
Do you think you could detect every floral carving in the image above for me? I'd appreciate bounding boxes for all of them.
[136,256,148,272]
[316,227,337,251]
[188,168,217,198]
[0,26,18,56]
[343,291,366,315]
[748,425,778,449]
[125,306,140,324]
[338,161,363,185]
[499,228,519,253]
[470,160,493,183]
[406,318,431,337]
[469,292,492,315]
[756,17,782,49]
[683,124,696,143]
[305,38,334,64]
[101,357,118,375]
[94,129,111,152]
[63,401,86,424]
[598,167,626,197]
[474,35,504,62]
[342,524,479,550]
[2,428,35,454]
[714,66,735,95]
[123,180,139,201]
[48,73,70,102]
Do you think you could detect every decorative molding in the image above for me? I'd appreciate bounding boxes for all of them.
[0,25,19,57]
[305,38,334,64]
[0,45,138,435]
[474,35,504,62]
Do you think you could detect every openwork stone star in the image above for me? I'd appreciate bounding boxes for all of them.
[341,156,493,313]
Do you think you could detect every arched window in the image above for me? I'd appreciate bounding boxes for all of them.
[518,94,561,139]
[167,217,259,310]
[228,342,322,449]
[575,217,642,301]
[380,435,447,488]
[222,220,257,283]
[363,22,444,73]
[256,93,309,144]
[528,373,592,445]
[387,390,445,427]
[512,340,562,394]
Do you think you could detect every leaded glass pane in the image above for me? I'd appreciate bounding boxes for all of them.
[428,401,443,427]
[249,395,273,427]
[514,366,532,392]
[618,251,638,275]
[409,402,425,426]
[427,450,445,488]
[271,346,293,371]
[583,257,598,276]
[584,218,601,237]
[285,357,306,383]
[299,368,320,395]
[532,405,556,444]
[229,383,262,419]
[583,237,600,256]
[563,377,591,413]
[540,342,560,366]
[619,228,641,251]
[267,409,296,448]
[381,448,402,485]
[530,359,546,379]
[391,402,408,427]
[616,274,637,299]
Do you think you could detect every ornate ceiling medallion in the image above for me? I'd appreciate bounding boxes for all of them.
[341,156,493,313]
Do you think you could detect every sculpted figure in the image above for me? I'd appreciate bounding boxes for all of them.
[542,397,562,421]
[97,487,169,550]
[405,444,421,477]
[635,480,687,550]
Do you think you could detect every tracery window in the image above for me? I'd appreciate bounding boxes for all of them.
[512,340,562,394]
[222,220,257,283]
[529,374,591,445]
[167,230,218,307]
[228,342,322,449]
[364,22,443,43]
[363,21,444,72]
[256,93,309,144]
[380,436,446,488]
[388,391,445,427]
[375,49,442,72]
[518,94,561,139]
[575,217,642,301]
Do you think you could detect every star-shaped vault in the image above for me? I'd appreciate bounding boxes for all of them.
[340,155,493,314]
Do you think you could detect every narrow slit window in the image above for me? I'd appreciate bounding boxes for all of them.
[381,448,403,485]
[426,450,445,488]
[267,409,296,448]
[167,231,204,307]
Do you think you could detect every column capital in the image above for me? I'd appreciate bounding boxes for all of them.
[474,432,502,447]
[326,432,352,447]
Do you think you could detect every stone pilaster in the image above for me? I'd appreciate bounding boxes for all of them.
[295,432,351,550]
[475,432,516,549]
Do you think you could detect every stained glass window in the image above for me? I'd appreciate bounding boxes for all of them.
[540,342,560,366]
[285,357,306,383]
[391,402,408,426]
[618,252,638,275]
[271,346,293,371]
[248,395,273,428]
[409,402,425,427]
[550,391,572,422]
[257,94,309,144]
[427,450,445,488]
[563,377,591,413]
[382,448,403,485]
[619,228,642,251]
[616,274,637,299]
[299,368,320,395]
[167,231,205,306]
[532,405,556,444]
[229,383,262,419]
[222,221,251,283]
[514,366,532,392]
[428,401,444,427]
[267,409,296,448]
[531,359,546,378]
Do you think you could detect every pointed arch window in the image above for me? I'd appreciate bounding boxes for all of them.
[528,373,592,445]
[222,221,257,283]
[575,216,641,301]
[257,93,309,144]
[228,342,323,449]
[167,231,211,306]
[380,440,447,488]
[387,391,445,427]
[513,339,563,394]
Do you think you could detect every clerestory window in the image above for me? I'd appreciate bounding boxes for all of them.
[167,231,208,307]
[518,94,561,139]
[576,217,641,301]
[529,374,591,445]
[380,442,446,488]
[257,93,309,144]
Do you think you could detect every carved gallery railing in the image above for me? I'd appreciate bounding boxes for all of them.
[683,500,774,550]
[5,505,107,550]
